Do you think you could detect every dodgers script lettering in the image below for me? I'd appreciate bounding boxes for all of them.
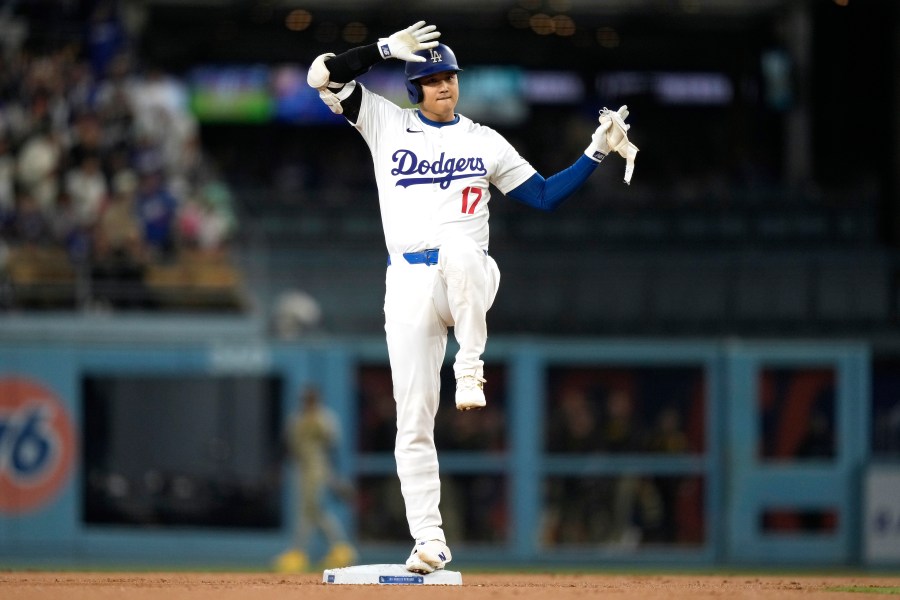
[391,149,487,189]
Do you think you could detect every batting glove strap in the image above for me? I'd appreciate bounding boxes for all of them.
[318,80,357,115]
[622,142,639,185]
[378,20,440,62]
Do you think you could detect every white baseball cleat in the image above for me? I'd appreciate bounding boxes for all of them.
[455,375,486,410]
[405,539,452,574]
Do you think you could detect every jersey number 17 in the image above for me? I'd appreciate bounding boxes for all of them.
[461,186,482,214]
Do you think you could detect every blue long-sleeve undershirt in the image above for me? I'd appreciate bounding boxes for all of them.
[507,154,600,211]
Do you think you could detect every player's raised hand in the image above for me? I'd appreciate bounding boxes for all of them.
[378,21,441,62]
[600,105,632,155]
[590,105,639,184]
[584,120,613,163]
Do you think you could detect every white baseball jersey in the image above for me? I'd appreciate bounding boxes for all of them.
[352,84,537,255]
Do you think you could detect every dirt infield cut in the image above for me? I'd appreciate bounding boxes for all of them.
[3,572,900,599]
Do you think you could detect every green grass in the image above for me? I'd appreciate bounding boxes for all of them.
[826,587,900,595]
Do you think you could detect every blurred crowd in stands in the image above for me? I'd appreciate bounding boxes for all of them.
[0,16,240,310]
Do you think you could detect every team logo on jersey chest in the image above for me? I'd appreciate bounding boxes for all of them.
[391,149,487,189]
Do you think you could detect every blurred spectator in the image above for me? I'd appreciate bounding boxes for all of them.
[64,61,99,117]
[547,387,602,453]
[91,169,149,308]
[600,387,645,452]
[129,66,198,183]
[129,67,189,136]
[15,124,62,213]
[132,134,165,176]
[19,56,70,135]
[94,53,138,149]
[0,135,14,216]
[63,151,107,229]
[197,177,237,239]
[10,190,52,246]
[644,407,691,544]
[166,124,202,198]
[67,111,105,167]
[94,169,142,256]
[86,0,128,78]
[176,196,209,251]
[646,406,690,454]
[134,169,178,260]
[177,179,235,254]
[50,191,91,263]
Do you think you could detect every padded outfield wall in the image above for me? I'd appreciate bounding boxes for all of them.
[0,315,897,569]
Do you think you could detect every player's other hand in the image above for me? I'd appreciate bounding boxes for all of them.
[600,105,632,156]
[586,105,639,184]
[378,21,440,62]
[584,120,613,163]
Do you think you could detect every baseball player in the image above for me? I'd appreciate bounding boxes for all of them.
[307,21,637,574]
[275,387,356,572]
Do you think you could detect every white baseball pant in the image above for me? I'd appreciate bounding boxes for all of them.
[383,233,500,542]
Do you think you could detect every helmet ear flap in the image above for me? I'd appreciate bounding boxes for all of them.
[406,79,423,104]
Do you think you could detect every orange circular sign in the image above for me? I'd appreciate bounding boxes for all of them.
[0,377,76,514]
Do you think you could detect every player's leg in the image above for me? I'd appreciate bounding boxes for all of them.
[299,471,323,546]
[435,234,500,410]
[384,263,449,548]
[274,470,315,573]
[294,470,318,551]
[293,468,357,568]
[319,505,357,567]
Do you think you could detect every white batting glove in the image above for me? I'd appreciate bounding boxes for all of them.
[306,52,335,89]
[377,21,440,61]
[584,120,613,163]
[601,105,631,154]
[598,105,640,184]
[306,52,357,115]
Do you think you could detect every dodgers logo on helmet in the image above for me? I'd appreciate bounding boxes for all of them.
[0,377,77,514]
[404,43,463,104]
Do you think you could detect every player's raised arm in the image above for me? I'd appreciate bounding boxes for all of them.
[507,105,640,211]
[306,21,440,118]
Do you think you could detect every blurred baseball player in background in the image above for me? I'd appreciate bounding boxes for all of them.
[307,21,637,573]
[275,387,356,572]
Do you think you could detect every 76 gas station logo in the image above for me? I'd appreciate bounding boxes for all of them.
[0,378,76,514]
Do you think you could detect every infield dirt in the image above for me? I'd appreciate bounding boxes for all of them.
[3,572,900,599]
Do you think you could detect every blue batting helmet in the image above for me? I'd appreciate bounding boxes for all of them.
[404,43,462,104]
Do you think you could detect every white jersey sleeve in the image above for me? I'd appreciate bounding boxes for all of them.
[351,85,537,255]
